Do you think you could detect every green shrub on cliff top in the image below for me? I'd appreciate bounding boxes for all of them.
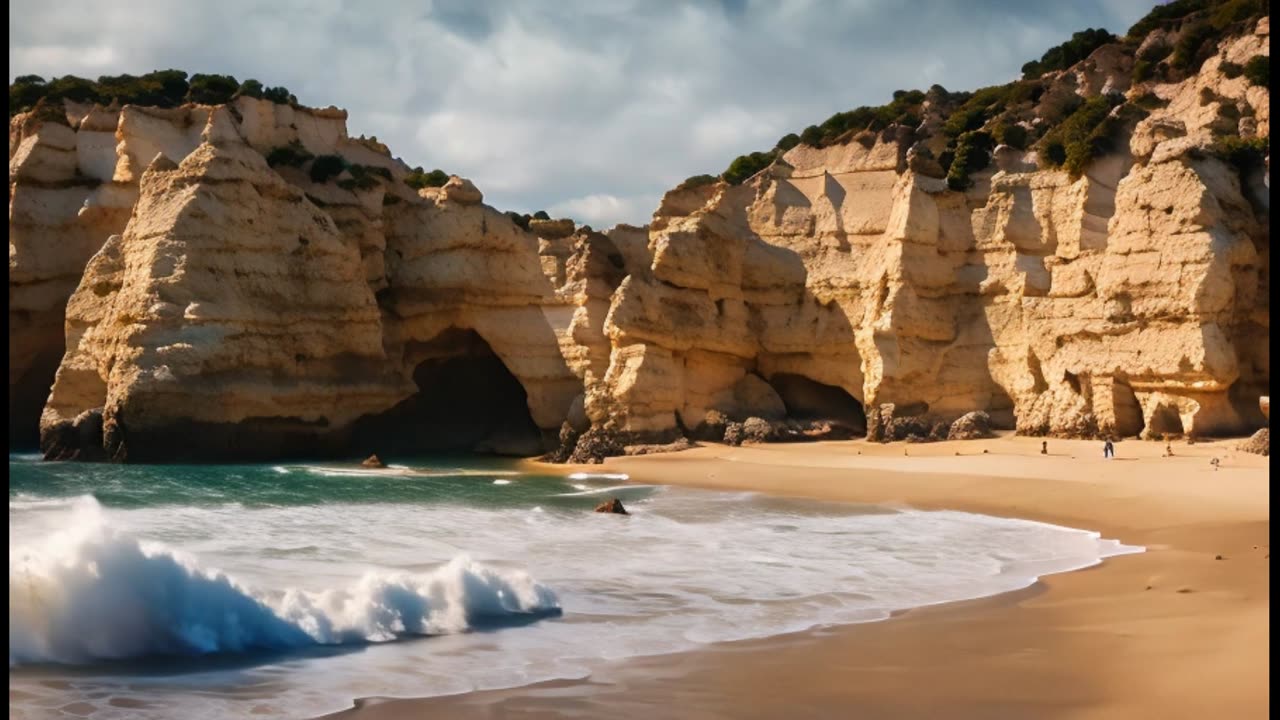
[186,73,239,104]
[677,174,719,191]
[1038,94,1130,178]
[9,75,48,116]
[722,151,776,185]
[404,167,450,189]
[9,70,298,116]
[1021,28,1116,79]
[236,79,265,99]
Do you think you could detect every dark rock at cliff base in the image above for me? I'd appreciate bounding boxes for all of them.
[1238,428,1269,456]
[948,411,995,441]
[929,421,950,441]
[691,410,728,443]
[886,415,930,442]
[361,454,386,468]
[740,417,774,444]
[594,498,629,515]
[568,427,625,464]
[544,422,579,463]
[625,436,696,456]
[722,421,745,446]
[41,408,107,461]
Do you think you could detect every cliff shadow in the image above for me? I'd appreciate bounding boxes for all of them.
[10,337,64,448]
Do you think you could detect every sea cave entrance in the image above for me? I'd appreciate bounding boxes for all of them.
[1110,379,1144,438]
[10,345,64,448]
[768,373,867,434]
[352,329,543,457]
[1146,403,1185,439]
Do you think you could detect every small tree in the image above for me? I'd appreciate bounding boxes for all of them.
[263,86,294,104]
[676,174,718,191]
[404,167,450,189]
[187,73,239,104]
[236,79,265,99]
[722,151,776,185]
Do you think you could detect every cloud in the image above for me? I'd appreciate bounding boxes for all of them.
[9,0,1157,227]
[548,193,657,228]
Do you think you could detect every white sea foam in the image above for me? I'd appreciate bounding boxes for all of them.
[555,484,658,497]
[492,479,513,485]
[567,472,629,481]
[8,498,560,666]
[8,483,1141,719]
[300,466,520,479]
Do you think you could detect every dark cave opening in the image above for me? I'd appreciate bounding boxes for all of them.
[1146,403,1185,438]
[352,329,543,457]
[768,373,867,433]
[1110,379,1144,438]
[10,346,64,449]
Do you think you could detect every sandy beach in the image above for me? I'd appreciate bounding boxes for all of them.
[325,434,1269,719]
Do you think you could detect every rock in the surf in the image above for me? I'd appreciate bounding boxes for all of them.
[361,454,386,468]
[594,497,629,515]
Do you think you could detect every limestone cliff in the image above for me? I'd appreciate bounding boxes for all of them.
[9,14,1270,461]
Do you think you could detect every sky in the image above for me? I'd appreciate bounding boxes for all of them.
[10,0,1158,227]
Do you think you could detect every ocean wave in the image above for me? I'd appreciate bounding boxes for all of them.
[8,494,80,511]
[8,497,561,666]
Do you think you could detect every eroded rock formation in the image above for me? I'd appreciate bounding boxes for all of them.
[9,18,1270,461]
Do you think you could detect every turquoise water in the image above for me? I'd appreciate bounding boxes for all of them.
[8,452,632,509]
[9,453,1140,719]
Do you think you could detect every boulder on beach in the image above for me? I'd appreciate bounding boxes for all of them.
[1238,428,1269,456]
[948,411,994,441]
[594,498,629,515]
[361,454,386,468]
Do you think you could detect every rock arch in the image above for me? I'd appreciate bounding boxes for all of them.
[352,328,544,456]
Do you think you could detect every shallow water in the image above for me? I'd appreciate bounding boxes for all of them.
[8,453,1140,719]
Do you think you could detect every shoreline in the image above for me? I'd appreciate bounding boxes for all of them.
[325,434,1269,719]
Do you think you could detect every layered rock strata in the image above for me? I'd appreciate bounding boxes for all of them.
[10,20,1270,461]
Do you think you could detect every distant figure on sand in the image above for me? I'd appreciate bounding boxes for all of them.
[1165,442,1174,457]
[1211,457,1220,471]
[1041,441,1048,455]
[1103,440,1115,458]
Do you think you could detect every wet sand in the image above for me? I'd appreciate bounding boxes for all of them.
[324,434,1269,719]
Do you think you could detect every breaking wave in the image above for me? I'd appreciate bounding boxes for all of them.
[8,497,561,666]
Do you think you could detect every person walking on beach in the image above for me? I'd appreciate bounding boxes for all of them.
[1041,440,1048,455]
[1103,439,1114,459]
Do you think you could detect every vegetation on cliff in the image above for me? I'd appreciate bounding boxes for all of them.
[708,0,1268,189]
[10,70,297,116]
